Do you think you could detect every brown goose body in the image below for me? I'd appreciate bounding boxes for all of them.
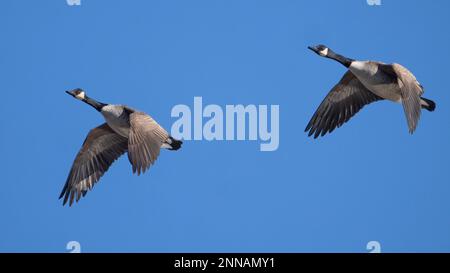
[60,89,182,206]
[306,45,436,138]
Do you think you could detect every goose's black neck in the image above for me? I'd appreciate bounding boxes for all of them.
[82,96,107,112]
[327,51,354,68]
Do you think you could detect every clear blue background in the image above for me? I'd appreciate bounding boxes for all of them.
[1,0,449,253]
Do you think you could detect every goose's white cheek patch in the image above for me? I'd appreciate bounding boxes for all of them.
[319,48,328,56]
[76,92,86,100]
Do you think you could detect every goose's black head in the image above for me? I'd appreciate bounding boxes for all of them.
[66,88,86,101]
[65,88,107,112]
[308,44,353,68]
[308,44,331,57]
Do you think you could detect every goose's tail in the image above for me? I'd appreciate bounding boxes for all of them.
[163,136,183,151]
[420,97,436,112]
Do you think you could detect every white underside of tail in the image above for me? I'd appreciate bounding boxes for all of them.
[161,137,173,149]
[161,143,172,149]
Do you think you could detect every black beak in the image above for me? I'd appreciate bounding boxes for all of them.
[308,46,320,55]
[65,90,76,97]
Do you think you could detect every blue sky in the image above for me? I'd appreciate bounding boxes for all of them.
[1,0,449,253]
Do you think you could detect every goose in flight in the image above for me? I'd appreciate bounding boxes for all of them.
[305,45,436,138]
[60,88,182,206]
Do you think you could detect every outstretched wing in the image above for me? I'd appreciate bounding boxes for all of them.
[305,71,384,138]
[60,123,128,206]
[127,112,169,175]
[380,63,424,134]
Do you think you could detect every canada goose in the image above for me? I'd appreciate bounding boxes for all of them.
[60,88,182,206]
[305,45,436,138]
